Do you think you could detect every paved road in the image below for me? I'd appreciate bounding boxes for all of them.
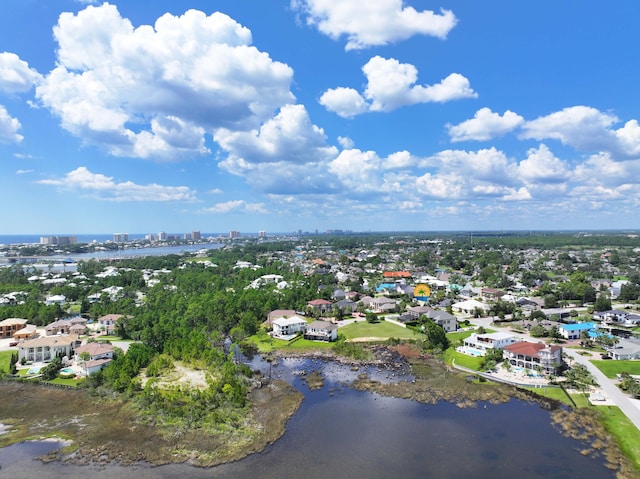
[473,316,640,431]
[564,348,640,430]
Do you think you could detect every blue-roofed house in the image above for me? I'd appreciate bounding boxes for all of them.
[559,322,596,340]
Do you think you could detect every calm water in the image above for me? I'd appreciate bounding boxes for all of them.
[0,358,616,479]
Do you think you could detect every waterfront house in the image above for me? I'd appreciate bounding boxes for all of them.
[272,316,307,339]
[463,332,517,354]
[304,320,338,342]
[265,309,297,327]
[75,342,115,362]
[18,335,80,363]
[503,341,563,375]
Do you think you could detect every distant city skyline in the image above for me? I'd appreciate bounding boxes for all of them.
[2,1,640,234]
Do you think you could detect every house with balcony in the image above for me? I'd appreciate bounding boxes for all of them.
[18,335,80,364]
[503,341,564,375]
[463,332,517,354]
[304,320,338,342]
[272,315,307,339]
[0,318,27,338]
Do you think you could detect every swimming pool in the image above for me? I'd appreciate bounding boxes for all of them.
[26,366,41,375]
[59,367,76,374]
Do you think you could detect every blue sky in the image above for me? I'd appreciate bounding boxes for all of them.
[1,0,640,235]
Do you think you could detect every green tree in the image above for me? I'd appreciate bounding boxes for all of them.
[594,293,612,312]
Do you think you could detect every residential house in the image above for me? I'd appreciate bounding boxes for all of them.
[98,314,124,335]
[541,308,573,322]
[463,332,516,354]
[304,320,339,342]
[503,341,564,375]
[332,289,347,300]
[481,288,506,301]
[452,299,490,315]
[593,310,634,324]
[0,318,27,338]
[75,342,114,362]
[272,316,307,338]
[370,296,396,313]
[265,309,297,327]
[607,338,640,360]
[307,299,333,315]
[13,324,37,340]
[45,294,66,306]
[18,335,80,363]
[335,299,357,314]
[45,319,72,336]
[559,322,596,340]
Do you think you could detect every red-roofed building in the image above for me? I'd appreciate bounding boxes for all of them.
[307,299,333,314]
[383,271,411,278]
[503,341,564,375]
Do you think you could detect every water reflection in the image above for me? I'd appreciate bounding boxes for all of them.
[0,358,616,479]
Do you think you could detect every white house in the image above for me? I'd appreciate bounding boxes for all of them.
[45,294,66,306]
[272,315,307,338]
[18,335,80,363]
[304,320,339,342]
[463,332,516,354]
[452,299,490,315]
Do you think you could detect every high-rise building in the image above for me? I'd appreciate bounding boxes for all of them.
[229,230,241,239]
[191,231,201,240]
[113,233,129,243]
[258,230,266,238]
[158,231,167,241]
[40,236,77,245]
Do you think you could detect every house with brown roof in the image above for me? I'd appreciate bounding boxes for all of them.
[97,314,125,335]
[503,341,564,375]
[265,309,297,327]
[307,299,333,315]
[18,335,80,363]
[75,342,115,361]
[45,319,72,336]
[0,318,28,338]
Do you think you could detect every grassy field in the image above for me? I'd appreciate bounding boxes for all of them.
[0,350,14,374]
[246,334,334,353]
[591,360,640,378]
[522,386,590,408]
[339,320,420,340]
[597,406,640,473]
[442,348,483,370]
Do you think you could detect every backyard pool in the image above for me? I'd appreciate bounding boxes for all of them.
[59,368,76,375]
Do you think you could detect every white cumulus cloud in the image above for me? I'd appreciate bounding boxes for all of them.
[35,3,295,160]
[321,56,476,117]
[0,52,42,93]
[448,107,524,142]
[37,166,197,202]
[0,105,23,143]
[517,144,570,183]
[292,0,457,50]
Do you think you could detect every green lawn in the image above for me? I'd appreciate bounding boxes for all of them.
[522,386,590,408]
[0,350,13,374]
[43,377,82,387]
[598,406,640,473]
[591,360,640,378]
[339,320,420,340]
[245,334,334,353]
[442,348,483,370]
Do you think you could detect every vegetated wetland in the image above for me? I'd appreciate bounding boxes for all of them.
[0,347,636,479]
[2,231,640,477]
